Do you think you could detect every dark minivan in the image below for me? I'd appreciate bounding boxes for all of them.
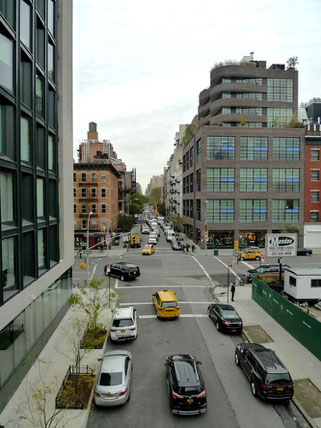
[235,343,294,401]
[165,354,207,415]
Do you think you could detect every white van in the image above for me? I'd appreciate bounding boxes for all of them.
[110,306,137,341]
[166,230,175,242]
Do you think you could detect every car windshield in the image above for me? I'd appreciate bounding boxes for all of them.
[128,267,138,272]
[99,372,122,386]
[161,301,177,308]
[112,319,133,327]
[144,245,151,249]
[265,373,291,385]
[221,309,239,319]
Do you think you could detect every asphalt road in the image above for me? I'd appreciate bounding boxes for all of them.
[77,230,314,428]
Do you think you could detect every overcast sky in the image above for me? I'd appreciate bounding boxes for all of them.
[73,0,321,192]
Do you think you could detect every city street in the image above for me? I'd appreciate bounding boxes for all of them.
[72,230,319,428]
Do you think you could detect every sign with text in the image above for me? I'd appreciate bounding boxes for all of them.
[266,233,297,257]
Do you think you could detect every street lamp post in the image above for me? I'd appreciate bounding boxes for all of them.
[86,211,93,284]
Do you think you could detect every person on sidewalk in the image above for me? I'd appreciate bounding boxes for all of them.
[231,282,236,302]
[192,244,195,252]
[186,244,190,252]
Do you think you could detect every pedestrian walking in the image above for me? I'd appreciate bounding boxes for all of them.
[231,282,236,302]
[79,250,82,259]
[186,244,190,253]
[192,244,195,252]
[182,244,185,252]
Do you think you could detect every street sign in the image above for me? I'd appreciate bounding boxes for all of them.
[81,243,87,247]
[266,233,297,257]
[204,230,208,236]
[105,264,111,276]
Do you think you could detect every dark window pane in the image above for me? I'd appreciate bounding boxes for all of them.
[48,226,58,266]
[36,75,44,116]
[0,102,15,159]
[48,88,55,127]
[36,125,45,169]
[20,0,31,49]
[48,180,57,218]
[0,0,15,27]
[0,33,13,91]
[37,228,46,271]
[48,42,54,81]
[36,21,45,67]
[1,170,14,227]
[2,237,18,302]
[23,231,35,286]
[20,57,32,107]
[22,173,34,223]
[21,116,31,162]
[36,0,45,16]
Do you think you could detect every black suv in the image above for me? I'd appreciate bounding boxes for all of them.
[246,264,290,282]
[235,343,294,401]
[105,262,141,281]
[165,354,207,415]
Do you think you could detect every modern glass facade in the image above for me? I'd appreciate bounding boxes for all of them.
[207,136,235,160]
[240,137,268,160]
[207,168,235,192]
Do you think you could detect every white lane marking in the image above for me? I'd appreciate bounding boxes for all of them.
[90,264,97,281]
[116,285,207,289]
[115,278,119,289]
[213,256,242,283]
[120,301,210,306]
[139,314,208,319]
[191,256,213,285]
[242,261,254,269]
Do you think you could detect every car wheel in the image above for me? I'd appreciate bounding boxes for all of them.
[216,321,220,331]
[255,256,261,261]
[251,381,257,397]
[235,352,240,366]
[120,275,125,281]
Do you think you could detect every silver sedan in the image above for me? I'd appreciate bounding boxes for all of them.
[94,350,132,407]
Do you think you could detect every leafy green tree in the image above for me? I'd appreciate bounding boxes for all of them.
[289,113,304,128]
[128,191,147,215]
[172,214,183,232]
[282,224,303,246]
[158,202,166,216]
[118,214,134,232]
[182,120,201,147]
[149,187,162,206]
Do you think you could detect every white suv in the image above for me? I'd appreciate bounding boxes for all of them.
[110,307,137,341]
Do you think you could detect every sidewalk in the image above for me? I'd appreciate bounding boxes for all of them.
[214,283,321,428]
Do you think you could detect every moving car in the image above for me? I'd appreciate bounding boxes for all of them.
[237,248,262,261]
[297,247,313,256]
[94,350,132,407]
[141,226,149,234]
[106,262,140,281]
[171,238,182,251]
[148,236,157,245]
[110,307,137,341]
[207,303,243,334]
[247,264,290,282]
[142,244,155,255]
[235,343,294,401]
[165,354,207,415]
[152,290,180,319]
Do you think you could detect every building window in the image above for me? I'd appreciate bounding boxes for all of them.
[36,125,45,169]
[82,219,86,229]
[311,279,321,288]
[73,172,76,182]
[91,218,97,229]
[273,169,300,192]
[240,168,267,192]
[240,137,268,160]
[101,188,106,197]
[20,0,31,49]
[189,173,193,193]
[37,229,46,270]
[0,1,15,27]
[236,107,262,115]
[73,204,76,214]
[81,204,86,214]
[196,169,201,192]
[311,149,320,161]
[236,92,262,100]
[267,108,293,127]
[267,79,293,102]
[48,87,55,127]
[196,199,201,221]
[221,107,231,114]
[235,77,262,85]
[36,75,44,116]
[91,204,96,214]
[91,188,96,198]
[101,172,106,182]
[222,92,231,98]
[48,42,54,81]
[74,219,77,229]
[196,139,201,163]
[206,199,234,223]
[37,178,44,218]
[189,147,194,168]
[20,56,32,107]
[81,173,86,182]
[48,134,55,170]
[81,188,86,197]
[0,102,15,159]
[311,170,320,181]
[310,191,319,203]
[0,33,14,91]
[2,237,17,301]
[1,171,14,226]
[310,211,319,222]
[273,137,300,161]
[21,116,31,162]
[73,188,76,197]
[101,204,106,214]
[207,136,235,160]
[189,200,193,218]
[91,173,96,182]
[36,19,45,68]
[48,0,55,35]
[240,200,267,223]
[272,199,299,222]
[22,173,33,223]
[207,168,235,192]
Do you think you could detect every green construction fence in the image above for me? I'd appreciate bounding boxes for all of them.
[252,278,321,361]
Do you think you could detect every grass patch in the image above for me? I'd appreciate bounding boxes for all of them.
[294,379,321,418]
[243,325,273,343]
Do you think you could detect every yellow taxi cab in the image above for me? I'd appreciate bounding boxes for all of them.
[141,244,155,255]
[152,290,180,319]
[237,248,262,261]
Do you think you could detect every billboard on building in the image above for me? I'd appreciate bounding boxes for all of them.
[265,233,297,257]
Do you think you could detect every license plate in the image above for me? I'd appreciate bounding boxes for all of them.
[121,330,126,333]
[231,329,236,332]
[277,387,284,391]
[187,398,194,403]
[106,394,113,398]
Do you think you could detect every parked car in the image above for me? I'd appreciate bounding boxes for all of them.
[94,350,132,407]
[207,303,243,334]
[148,236,157,245]
[106,262,140,281]
[141,226,149,234]
[165,354,207,415]
[235,342,294,401]
[152,290,180,319]
[297,247,313,256]
[247,264,290,282]
[237,248,262,261]
[110,307,137,342]
[142,244,155,255]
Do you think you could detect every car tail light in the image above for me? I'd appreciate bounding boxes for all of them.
[119,388,127,396]
[172,391,184,399]
[260,383,273,390]
[130,328,136,331]
[196,390,206,398]
[159,307,165,310]
[111,329,116,332]
[94,391,101,397]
